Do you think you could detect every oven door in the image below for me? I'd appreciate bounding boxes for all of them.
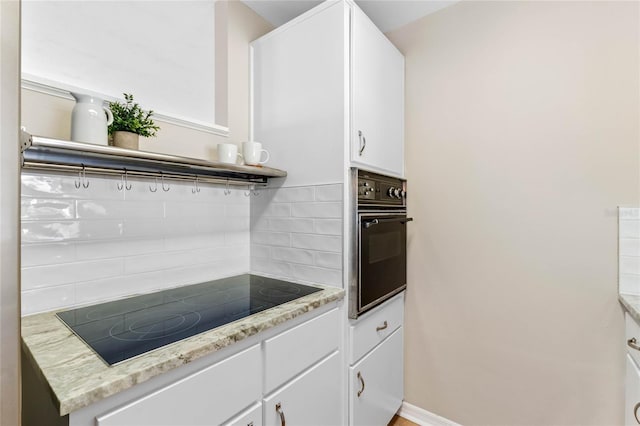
[357,212,412,316]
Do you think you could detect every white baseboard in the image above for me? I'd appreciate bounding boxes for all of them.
[397,401,461,426]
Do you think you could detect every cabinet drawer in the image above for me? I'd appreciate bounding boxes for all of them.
[96,344,261,426]
[264,308,339,393]
[349,292,403,363]
[263,351,342,426]
[223,402,262,426]
[350,327,403,426]
[626,314,640,367]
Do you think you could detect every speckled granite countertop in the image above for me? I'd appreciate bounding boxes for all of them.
[22,284,344,416]
[620,293,640,323]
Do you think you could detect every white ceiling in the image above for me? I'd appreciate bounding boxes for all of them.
[240,0,459,33]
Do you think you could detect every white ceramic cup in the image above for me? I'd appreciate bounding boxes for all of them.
[242,141,270,166]
[217,143,242,164]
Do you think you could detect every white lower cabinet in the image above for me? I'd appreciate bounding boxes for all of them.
[223,402,263,426]
[263,351,342,426]
[96,344,262,426]
[625,312,640,426]
[350,327,403,426]
[62,305,342,426]
[626,354,640,425]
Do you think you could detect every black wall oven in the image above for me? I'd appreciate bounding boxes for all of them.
[350,169,412,319]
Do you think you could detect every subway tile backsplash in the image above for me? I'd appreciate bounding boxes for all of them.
[21,173,343,315]
[250,184,343,287]
[620,207,640,295]
[21,171,250,315]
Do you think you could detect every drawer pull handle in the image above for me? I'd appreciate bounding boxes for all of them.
[276,402,286,426]
[357,371,365,397]
[634,402,640,424]
[376,321,388,332]
[628,338,640,352]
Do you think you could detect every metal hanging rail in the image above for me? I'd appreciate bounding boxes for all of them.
[20,132,287,186]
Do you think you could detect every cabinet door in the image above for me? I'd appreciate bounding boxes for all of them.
[350,328,403,426]
[351,5,404,177]
[251,1,348,187]
[96,345,261,426]
[223,402,262,426]
[263,351,342,426]
[627,354,640,425]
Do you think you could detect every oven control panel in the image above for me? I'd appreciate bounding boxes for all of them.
[356,169,406,207]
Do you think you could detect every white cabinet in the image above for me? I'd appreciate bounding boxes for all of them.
[350,328,403,426]
[626,313,640,425]
[626,355,640,426]
[264,308,340,393]
[349,294,404,426]
[223,402,263,426]
[96,344,262,426]
[263,351,342,426]
[349,292,404,364]
[251,0,404,186]
[350,6,404,177]
[59,304,343,426]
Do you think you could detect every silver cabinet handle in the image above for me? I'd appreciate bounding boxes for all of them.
[363,217,414,229]
[376,320,388,332]
[634,402,640,424]
[628,337,640,351]
[358,130,366,156]
[357,371,365,397]
[276,402,286,426]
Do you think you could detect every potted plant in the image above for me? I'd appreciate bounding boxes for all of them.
[108,93,160,150]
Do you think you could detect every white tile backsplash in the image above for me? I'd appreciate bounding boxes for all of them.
[22,258,123,290]
[620,207,640,295]
[21,171,251,315]
[21,175,343,315]
[291,233,342,252]
[291,202,341,218]
[269,217,315,233]
[250,183,343,288]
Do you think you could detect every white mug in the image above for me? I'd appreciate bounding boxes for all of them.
[242,141,270,166]
[217,143,242,164]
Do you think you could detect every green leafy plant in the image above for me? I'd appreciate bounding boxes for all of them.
[108,93,160,137]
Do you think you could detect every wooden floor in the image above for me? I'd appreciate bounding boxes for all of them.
[388,414,419,426]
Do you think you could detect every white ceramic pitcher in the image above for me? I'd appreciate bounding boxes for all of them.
[70,92,113,145]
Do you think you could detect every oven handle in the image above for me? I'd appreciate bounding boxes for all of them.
[363,217,414,228]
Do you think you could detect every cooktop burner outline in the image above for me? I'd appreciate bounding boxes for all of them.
[56,274,322,366]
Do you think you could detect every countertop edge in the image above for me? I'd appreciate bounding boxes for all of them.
[620,293,640,324]
[22,286,345,416]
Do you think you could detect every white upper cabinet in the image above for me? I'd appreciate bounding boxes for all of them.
[251,2,348,187]
[251,0,404,186]
[350,6,405,177]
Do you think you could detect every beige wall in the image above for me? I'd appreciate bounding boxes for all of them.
[387,1,639,425]
[20,0,272,161]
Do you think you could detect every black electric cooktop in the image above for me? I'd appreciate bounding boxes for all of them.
[56,274,322,366]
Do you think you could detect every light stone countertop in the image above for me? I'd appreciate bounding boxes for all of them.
[620,293,640,324]
[22,284,345,416]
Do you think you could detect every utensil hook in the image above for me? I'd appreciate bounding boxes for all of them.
[117,170,132,191]
[161,173,170,192]
[245,184,256,197]
[192,176,201,194]
[75,164,89,189]
[149,177,158,193]
[224,180,231,196]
